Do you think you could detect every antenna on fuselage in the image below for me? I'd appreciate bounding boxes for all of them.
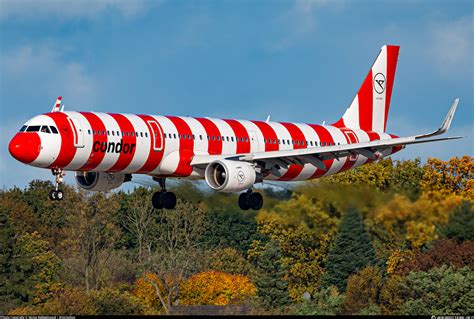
[265,115,271,123]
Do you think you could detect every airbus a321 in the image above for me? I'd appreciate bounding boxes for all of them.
[8,45,461,210]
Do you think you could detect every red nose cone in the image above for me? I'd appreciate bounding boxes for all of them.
[8,133,41,164]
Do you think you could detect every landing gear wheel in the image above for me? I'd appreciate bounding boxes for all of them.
[238,192,250,210]
[56,190,64,201]
[163,192,177,210]
[49,190,57,201]
[152,192,164,209]
[249,192,263,210]
[152,191,177,210]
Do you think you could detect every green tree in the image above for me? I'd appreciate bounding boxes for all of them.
[253,241,291,309]
[290,286,345,315]
[398,266,473,315]
[442,200,473,241]
[323,209,377,292]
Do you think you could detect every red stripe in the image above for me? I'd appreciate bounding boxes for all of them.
[363,131,380,164]
[46,112,77,168]
[338,128,359,173]
[79,112,108,171]
[108,113,137,172]
[223,119,250,154]
[389,133,402,153]
[195,118,222,155]
[136,115,166,173]
[384,46,400,131]
[308,124,335,179]
[251,121,279,152]
[278,122,306,181]
[358,70,373,131]
[167,116,194,176]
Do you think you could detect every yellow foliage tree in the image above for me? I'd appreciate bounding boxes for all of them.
[368,190,463,249]
[179,270,256,305]
[132,272,164,314]
[421,156,473,199]
[251,192,339,300]
[343,266,383,314]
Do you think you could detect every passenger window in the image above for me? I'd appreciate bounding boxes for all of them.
[88,129,91,135]
[145,132,148,138]
[231,137,234,142]
[193,134,195,140]
[98,130,101,135]
[26,125,40,132]
[20,125,27,132]
[200,135,203,140]
[282,140,285,145]
[107,130,110,136]
[188,134,191,139]
[245,138,249,142]
[112,131,115,136]
[173,133,176,139]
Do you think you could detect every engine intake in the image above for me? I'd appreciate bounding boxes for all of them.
[205,160,259,193]
[75,172,131,191]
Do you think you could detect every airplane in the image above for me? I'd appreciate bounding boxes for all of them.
[8,45,461,210]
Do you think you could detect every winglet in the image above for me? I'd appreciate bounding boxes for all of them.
[51,96,62,112]
[415,98,459,139]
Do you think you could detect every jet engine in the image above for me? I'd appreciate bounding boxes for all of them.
[205,159,260,193]
[75,172,131,191]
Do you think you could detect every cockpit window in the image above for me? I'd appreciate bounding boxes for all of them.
[41,126,51,133]
[26,125,40,132]
[50,126,59,134]
[20,125,27,132]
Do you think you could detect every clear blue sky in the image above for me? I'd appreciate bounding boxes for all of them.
[1,0,472,189]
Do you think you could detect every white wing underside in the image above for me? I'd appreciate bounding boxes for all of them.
[191,99,461,172]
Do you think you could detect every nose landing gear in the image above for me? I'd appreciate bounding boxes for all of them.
[49,168,65,201]
[151,177,177,210]
[238,190,263,211]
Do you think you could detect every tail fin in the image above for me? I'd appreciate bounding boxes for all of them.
[51,96,62,112]
[333,45,400,132]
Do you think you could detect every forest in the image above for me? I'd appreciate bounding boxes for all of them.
[0,156,472,315]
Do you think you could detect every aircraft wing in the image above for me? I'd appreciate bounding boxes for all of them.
[190,99,461,172]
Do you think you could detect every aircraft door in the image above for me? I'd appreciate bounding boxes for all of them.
[67,117,85,148]
[148,120,164,151]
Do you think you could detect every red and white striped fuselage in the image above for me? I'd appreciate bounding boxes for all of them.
[14,110,400,181]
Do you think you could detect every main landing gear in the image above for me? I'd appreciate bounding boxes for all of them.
[152,177,177,210]
[49,168,65,201]
[238,190,263,211]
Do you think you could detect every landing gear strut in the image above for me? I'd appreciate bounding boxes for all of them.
[238,190,263,211]
[49,168,65,201]
[152,177,177,210]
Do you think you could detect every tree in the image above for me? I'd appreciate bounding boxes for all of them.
[421,156,473,198]
[252,191,340,299]
[205,248,253,276]
[392,239,474,276]
[121,194,155,262]
[397,266,473,315]
[290,286,345,315]
[343,266,382,314]
[252,241,291,309]
[323,209,377,292]
[179,270,256,305]
[63,192,121,292]
[144,200,208,314]
[442,200,474,241]
[90,287,144,315]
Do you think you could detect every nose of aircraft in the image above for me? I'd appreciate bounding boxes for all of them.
[8,132,41,164]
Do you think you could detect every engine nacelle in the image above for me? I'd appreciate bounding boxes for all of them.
[75,172,131,191]
[205,160,259,193]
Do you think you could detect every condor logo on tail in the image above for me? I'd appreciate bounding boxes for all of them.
[93,140,136,154]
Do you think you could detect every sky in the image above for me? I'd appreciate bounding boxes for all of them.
[0,0,473,189]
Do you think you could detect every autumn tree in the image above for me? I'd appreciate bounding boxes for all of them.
[290,286,345,315]
[143,200,208,314]
[252,191,340,299]
[421,156,473,198]
[343,266,383,314]
[179,270,256,305]
[323,209,377,292]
